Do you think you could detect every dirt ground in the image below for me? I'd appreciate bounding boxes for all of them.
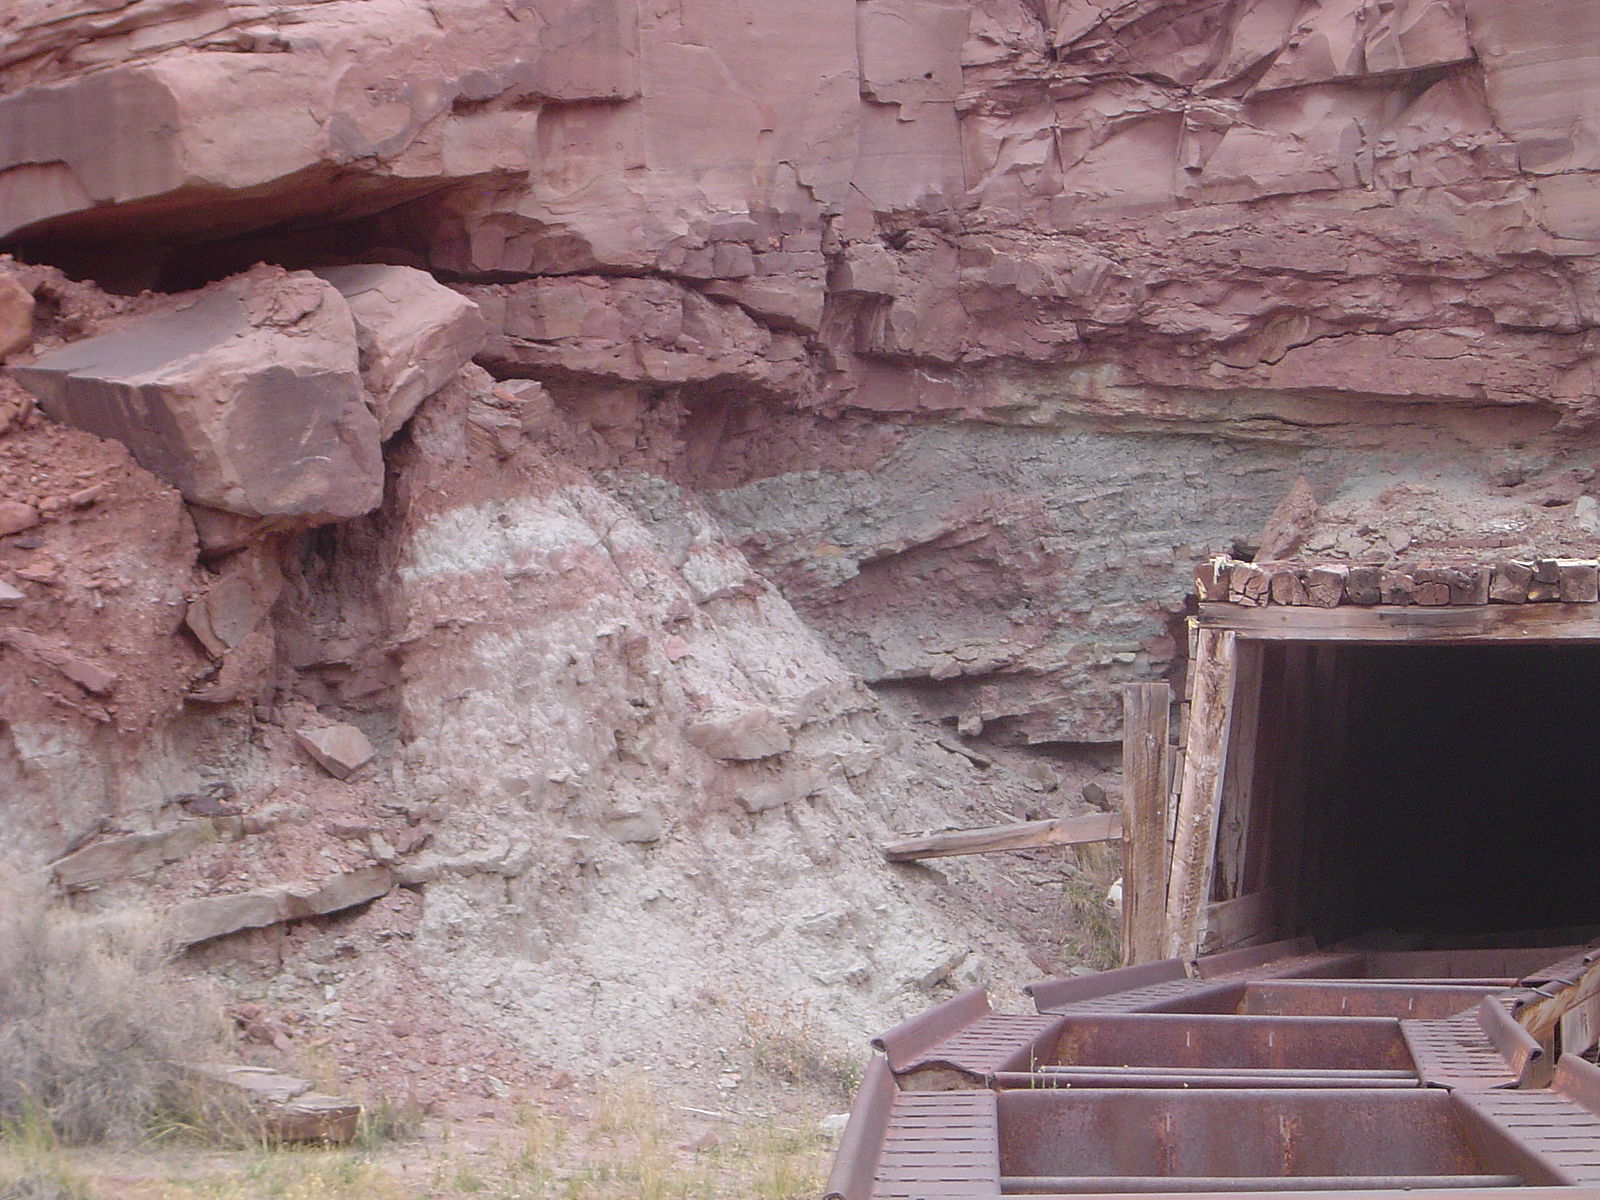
[1,1077,837,1200]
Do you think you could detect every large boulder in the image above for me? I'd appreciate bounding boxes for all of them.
[314,265,484,439]
[12,267,382,548]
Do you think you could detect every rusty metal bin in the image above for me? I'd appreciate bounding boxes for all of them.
[1040,1013,1414,1074]
[1149,981,1502,1019]
[996,1088,1532,1193]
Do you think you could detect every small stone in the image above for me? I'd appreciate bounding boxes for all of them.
[0,501,40,537]
[818,1113,850,1137]
[295,723,375,780]
[1082,782,1108,809]
[0,579,23,607]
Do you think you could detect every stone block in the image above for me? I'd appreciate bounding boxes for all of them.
[314,265,485,439]
[296,724,375,780]
[12,267,381,545]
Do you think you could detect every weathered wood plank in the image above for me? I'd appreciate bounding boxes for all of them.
[1490,561,1533,603]
[1517,953,1600,1047]
[1227,562,1270,607]
[1163,627,1239,960]
[1194,558,1231,602]
[1121,683,1171,966]
[1200,888,1281,955]
[1213,641,1264,903]
[1197,602,1600,641]
[882,812,1122,862]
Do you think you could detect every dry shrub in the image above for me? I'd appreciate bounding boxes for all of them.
[0,874,237,1145]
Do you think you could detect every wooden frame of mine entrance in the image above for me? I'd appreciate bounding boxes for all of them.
[1123,601,1600,967]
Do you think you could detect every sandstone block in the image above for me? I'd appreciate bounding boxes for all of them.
[687,707,791,760]
[12,268,381,544]
[314,266,485,439]
[0,274,33,358]
[296,723,375,780]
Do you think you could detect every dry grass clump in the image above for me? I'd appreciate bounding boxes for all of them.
[0,874,234,1145]
[742,1003,862,1107]
[1059,842,1123,970]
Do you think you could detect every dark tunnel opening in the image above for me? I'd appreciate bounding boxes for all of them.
[1294,642,1600,945]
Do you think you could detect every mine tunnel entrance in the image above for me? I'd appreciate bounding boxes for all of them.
[1147,601,1600,962]
[1242,641,1600,947]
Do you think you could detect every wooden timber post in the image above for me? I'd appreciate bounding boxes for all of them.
[1162,627,1239,960]
[1121,682,1172,965]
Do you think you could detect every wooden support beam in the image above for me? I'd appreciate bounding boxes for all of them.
[881,812,1122,863]
[1163,627,1239,960]
[1197,601,1600,641]
[1121,682,1171,966]
[1517,954,1600,1048]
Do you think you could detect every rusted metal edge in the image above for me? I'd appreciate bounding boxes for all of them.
[1023,959,1188,1012]
[1554,1053,1600,1116]
[1000,1190,1600,1199]
[871,986,992,1073]
[1475,996,1544,1083]
[1191,938,1325,979]
[1000,1174,1527,1193]
[822,1056,897,1200]
[989,1070,1418,1090]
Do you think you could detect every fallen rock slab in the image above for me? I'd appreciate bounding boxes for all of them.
[191,1065,361,1144]
[170,865,393,945]
[50,819,242,890]
[0,628,117,694]
[296,723,375,779]
[315,265,484,439]
[11,267,381,548]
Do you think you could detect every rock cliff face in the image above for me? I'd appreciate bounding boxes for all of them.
[1,0,1598,1096]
